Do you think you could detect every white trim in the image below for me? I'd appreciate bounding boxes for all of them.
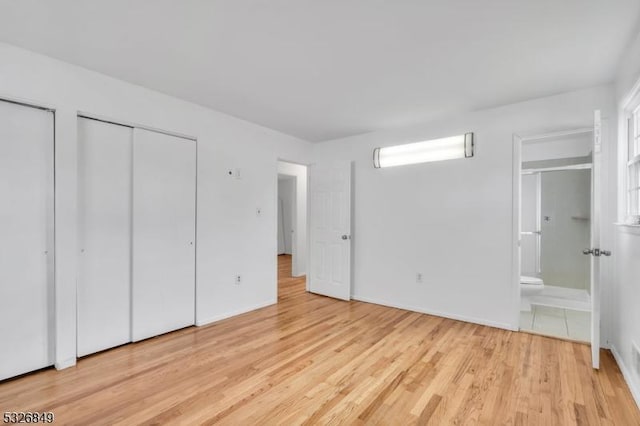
[620,74,640,222]
[628,154,640,166]
[351,294,517,331]
[522,163,592,174]
[195,299,276,327]
[620,73,640,112]
[54,358,76,371]
[276,158,310,290]
[512,134,523,331]
[0,92,56,112]
[77,112,197,142]
[610,344,640,409]
[518,127,593,143]
[535,172,542,274]
[306,164,311,293]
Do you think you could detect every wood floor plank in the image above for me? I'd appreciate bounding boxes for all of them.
[0,254,638,425]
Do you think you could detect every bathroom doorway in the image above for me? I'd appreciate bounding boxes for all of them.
[515,128,594,342]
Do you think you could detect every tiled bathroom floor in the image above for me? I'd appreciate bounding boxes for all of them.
[520,305,591,341]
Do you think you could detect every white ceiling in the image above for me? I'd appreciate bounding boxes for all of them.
[0,1,638,142]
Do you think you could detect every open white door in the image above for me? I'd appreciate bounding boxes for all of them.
[588,109,608,369]
[308,162,352,301]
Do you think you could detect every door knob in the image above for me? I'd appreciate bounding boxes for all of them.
[583,248,612,257]
[341,234,351,240]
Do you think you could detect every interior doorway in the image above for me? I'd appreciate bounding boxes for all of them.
[277,160,308,297]
[512,114,609,370]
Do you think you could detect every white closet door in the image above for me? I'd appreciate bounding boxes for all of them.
[132,128,196,342]
[0,100,54,380]
[77,118,133,357]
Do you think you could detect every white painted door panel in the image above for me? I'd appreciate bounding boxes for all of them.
[132,128,196,342]
[308,162,351,301]
[590,110,602,369]
[0,100,54,380]
[77,118,133,357]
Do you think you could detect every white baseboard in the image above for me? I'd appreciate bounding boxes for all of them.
[54,358,76,370]
[610,344,640,409]
[196,299,276,327]
[351,294,516,331]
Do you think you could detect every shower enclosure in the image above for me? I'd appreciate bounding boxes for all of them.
[522,168,591,294]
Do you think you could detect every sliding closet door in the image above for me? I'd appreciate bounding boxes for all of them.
[132,128,196,341]
[77,118,133,357]
[0,100,54,380]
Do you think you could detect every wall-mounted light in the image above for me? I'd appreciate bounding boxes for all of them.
[373,132,474,168]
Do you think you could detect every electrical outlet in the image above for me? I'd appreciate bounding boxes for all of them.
[416,273,423,284]
[235,275,241,285]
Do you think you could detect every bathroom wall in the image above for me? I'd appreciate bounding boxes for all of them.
[540,169,591,290]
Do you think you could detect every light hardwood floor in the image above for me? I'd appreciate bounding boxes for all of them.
[1,254,639,425]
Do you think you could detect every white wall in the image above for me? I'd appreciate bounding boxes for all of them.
[521,133,592,162]
[611,226,640,404]
[277,177,295,255]
[313,85,615,330]
[0,42,312,369]
[610,26,640,406]
[277,161,307,277]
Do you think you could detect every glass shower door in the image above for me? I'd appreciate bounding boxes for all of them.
[521,173,541,277]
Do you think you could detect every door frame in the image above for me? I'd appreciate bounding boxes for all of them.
[277,175,297,256]
[0,95,57,373]
[511,127,594,330]
[77,113,199,329]
[276,159,310,292]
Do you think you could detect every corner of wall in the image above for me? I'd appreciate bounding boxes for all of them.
[611,344,640,408]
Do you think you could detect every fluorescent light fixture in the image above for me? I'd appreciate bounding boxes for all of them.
[373,132,474,168]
